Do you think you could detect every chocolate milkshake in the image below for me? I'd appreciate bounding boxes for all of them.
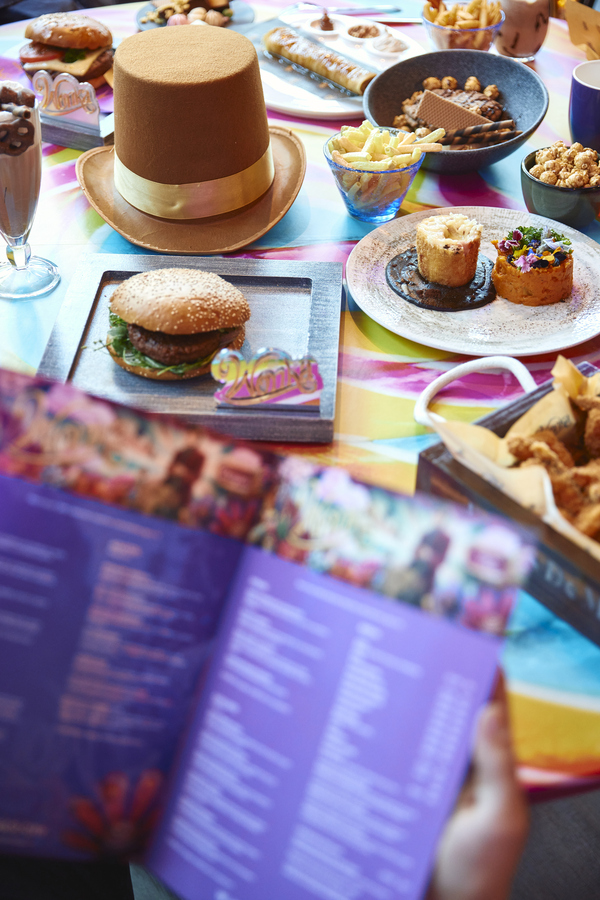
[495,0,549,61]
[0,81,40,242]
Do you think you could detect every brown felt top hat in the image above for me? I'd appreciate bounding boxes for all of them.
[76,27,305,254]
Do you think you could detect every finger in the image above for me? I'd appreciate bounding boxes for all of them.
[491,667,507,704]
[472,700,529,841]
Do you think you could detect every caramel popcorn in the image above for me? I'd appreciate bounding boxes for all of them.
[464,76,481,91]
[529,141,600,189]
[483,84,499,99]
[441,76,458,89]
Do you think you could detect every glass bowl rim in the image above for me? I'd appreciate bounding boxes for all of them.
[323,132,428,175]
[422,8,504,31]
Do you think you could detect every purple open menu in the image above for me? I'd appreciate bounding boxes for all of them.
[149,547,501,900]
[0,369,535,900]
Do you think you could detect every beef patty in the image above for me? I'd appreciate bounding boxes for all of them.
[84,48,114,82]
[127,322,241,367]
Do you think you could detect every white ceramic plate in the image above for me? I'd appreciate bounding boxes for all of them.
[346,206,600,357]
[258,13,423,120]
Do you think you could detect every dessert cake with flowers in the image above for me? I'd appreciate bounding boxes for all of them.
[491,225,574,306]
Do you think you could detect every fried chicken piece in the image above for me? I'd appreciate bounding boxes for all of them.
[531,429,575,467]
[570,395,600,411]
[574,503,600,537]
[569,459,600,487]
[584,407,600,459]
[509,433,585,516]
[548,471,585,518]
[507,435,568,474]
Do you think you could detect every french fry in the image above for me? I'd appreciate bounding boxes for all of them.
[426,0,501,46]
[417,128,445,144]
[409,143,443,152]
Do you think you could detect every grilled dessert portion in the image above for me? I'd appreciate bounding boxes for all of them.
[416,213,483,287]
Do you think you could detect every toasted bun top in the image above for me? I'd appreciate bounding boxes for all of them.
[110,269,251,335]
[24,14,112,50]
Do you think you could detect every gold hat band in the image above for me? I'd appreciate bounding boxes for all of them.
[114,143,275,220]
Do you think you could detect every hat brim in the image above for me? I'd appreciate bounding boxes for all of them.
[76,126,306,255]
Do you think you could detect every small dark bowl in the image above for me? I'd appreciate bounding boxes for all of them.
[521,149,600,230]
[363,49,549,175]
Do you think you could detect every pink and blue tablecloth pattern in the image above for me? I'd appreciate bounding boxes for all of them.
[1,0,600,792]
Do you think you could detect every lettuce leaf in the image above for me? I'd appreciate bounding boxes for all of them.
[107,313,221,377]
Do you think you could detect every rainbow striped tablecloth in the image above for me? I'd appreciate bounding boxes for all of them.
[1,1,599,792]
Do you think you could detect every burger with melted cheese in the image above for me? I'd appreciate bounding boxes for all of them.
[107,268,251,380]
[19,13,114,89]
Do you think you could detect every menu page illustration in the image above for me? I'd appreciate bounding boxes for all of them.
[148,547,501,900]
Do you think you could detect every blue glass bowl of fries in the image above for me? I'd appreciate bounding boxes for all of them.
[324,124,436,223]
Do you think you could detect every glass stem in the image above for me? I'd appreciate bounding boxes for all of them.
[6,241,31,271]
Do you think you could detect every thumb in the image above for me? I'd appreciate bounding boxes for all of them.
[472,700,529,839]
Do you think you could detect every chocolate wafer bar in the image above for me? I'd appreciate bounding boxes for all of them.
[415,90,487,132]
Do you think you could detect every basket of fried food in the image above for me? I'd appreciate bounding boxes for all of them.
[422,0,504,50]
[422,355,600,563]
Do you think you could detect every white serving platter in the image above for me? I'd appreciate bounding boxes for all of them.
[245,13,423,119]
[346,207,600,357]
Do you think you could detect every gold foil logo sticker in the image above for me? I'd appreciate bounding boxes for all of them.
[212,348,323,411]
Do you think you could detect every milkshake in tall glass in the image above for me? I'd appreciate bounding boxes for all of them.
[0,82,40,243]
[495,0,549,61]
[0,80,59,299]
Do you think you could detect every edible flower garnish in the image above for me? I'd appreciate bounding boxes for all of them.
[497,229,522,254]
[496,225,573,270]
[514,252,536,273]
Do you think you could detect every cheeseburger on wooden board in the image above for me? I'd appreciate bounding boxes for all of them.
[107,269,251,380]
[20,14,114,88]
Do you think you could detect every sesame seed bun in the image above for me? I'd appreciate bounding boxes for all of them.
[110,268,251,335]
[107,325,245,381]
[24,13,112,50]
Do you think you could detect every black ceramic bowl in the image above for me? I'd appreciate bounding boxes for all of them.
[363,49,549,175]
[521,149,600,229]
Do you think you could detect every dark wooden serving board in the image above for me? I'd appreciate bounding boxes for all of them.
[37,255,343,443]
[417,362,600,647]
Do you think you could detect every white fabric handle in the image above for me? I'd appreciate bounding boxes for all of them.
[414,356,537,427]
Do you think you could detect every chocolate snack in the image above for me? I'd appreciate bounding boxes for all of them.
[0,83,36,157]
[0,82,35,108]
[402,88,503,129]
[0,112,35,157]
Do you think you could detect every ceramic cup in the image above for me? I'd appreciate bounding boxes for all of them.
[570,60,600,152]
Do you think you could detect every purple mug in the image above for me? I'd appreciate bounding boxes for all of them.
[570,59,600,152]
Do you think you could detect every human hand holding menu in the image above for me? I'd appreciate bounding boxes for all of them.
[0,370,534,900]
